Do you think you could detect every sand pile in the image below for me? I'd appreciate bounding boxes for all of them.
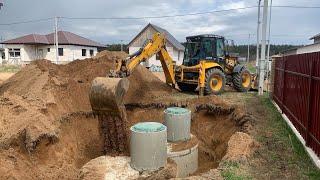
[0,51,176,179]
[222,132,259,163]
[0,50,253,179]
[0,51,175,150]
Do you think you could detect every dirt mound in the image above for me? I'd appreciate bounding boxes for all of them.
[0,50,253,179]
[0,51,174,146]
[78,156,177,180]
[0,72,14,85]
[93,50,127,60]
[0,51,175,179]
[222,132,259,163]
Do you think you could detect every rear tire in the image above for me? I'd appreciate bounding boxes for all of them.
[204,68,226,95]
[233,68,252,92]
[177,82,197,92]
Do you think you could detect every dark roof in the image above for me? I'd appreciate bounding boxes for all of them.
[2,34,49,44]
[310,33,320,40]
[1,31,105,47]
[129,23,185,51]
[187,34,225,39]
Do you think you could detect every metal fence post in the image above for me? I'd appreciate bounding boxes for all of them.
[280,56,286,113]
[306,56,315,146]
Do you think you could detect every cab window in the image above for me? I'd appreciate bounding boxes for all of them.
[202,39,214,59]
[216,39,224,57]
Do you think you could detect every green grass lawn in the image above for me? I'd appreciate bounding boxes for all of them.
[246,62,256,73]
[0,65,21,73]
[219,92,320,179]
[259,95,320,179]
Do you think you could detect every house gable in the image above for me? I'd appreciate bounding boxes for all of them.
[128,23,184,51]
[129,25,158,47]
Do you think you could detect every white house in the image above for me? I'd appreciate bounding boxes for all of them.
[128,23,185,69]
[1,31,105,64]
[0,48,4,62]
[282,33,320,56]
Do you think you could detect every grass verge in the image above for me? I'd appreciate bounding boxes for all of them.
[221,161,252,180]
[0,65,21,73]
[255,94,320,179]
[246,62,256,73]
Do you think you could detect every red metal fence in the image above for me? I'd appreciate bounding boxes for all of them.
[273,52,320,156]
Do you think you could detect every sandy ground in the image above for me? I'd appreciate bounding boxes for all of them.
[0,52,255,179]
[153,72,166,82]
[1,55,316,179]
[0,72,15,84]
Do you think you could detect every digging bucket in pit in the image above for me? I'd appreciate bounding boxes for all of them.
[89,77,130,154]
[89,77,129,115]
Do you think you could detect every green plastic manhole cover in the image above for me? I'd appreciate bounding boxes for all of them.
[164,107,190,115]
[132,122,166,133]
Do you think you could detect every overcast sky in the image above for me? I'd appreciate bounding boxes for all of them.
[0,0,320,45]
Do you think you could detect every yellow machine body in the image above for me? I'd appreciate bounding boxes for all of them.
[89,32,254,117]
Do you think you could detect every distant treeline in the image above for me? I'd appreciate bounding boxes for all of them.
[105,44,129,53]
[229,44,300,60]
[105,43,300,60]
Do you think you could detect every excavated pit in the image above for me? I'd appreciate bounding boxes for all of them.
[0,51,252,179]
[124,100,248,174]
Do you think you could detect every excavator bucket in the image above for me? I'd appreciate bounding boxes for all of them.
[89,77,130,154]
[89,77,129,114]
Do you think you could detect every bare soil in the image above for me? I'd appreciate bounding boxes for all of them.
[0,51,253,179]
[171,135,199,152]
[0,72,14,85]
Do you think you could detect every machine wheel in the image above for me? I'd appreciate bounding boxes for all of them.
[233,68,252,92]
[204,68,226,95]
[177,82,198,92]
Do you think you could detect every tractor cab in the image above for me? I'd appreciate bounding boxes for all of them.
[176,34,252,95]
[183,34,225,66]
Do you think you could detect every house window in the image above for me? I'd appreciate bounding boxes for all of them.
[82,49,86,56]
[58,48,63,56]
[90,49,94,56]
[47,48,50,52]
[8,48,21,58]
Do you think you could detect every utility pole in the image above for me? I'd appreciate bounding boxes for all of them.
[0,1,4,65]
[247,34,250,63]
[256,0,261,74]
[0,36,3,48]
[120,40,124,52]
[258,0,269,95]
[266,0,273,91]
[0,36,3,65]
[54,17,59,64]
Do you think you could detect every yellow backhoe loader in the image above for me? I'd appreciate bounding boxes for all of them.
[89,32,254,117]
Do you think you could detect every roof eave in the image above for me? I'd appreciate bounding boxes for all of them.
[128,23,185,51]
[128,23,152,47]
[0,42,49,45]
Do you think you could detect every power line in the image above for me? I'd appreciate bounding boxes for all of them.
[272,5,320,9]
[60,5,320,20]
[0,17,54,26]
[1,5,320,26]
[60,6,257,20]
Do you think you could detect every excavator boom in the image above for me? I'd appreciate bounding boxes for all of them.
[110,33,175,83]
[90,32,176,113]
[88,33,176,152]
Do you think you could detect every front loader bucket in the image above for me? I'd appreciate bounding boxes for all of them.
[89,77,129,115]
